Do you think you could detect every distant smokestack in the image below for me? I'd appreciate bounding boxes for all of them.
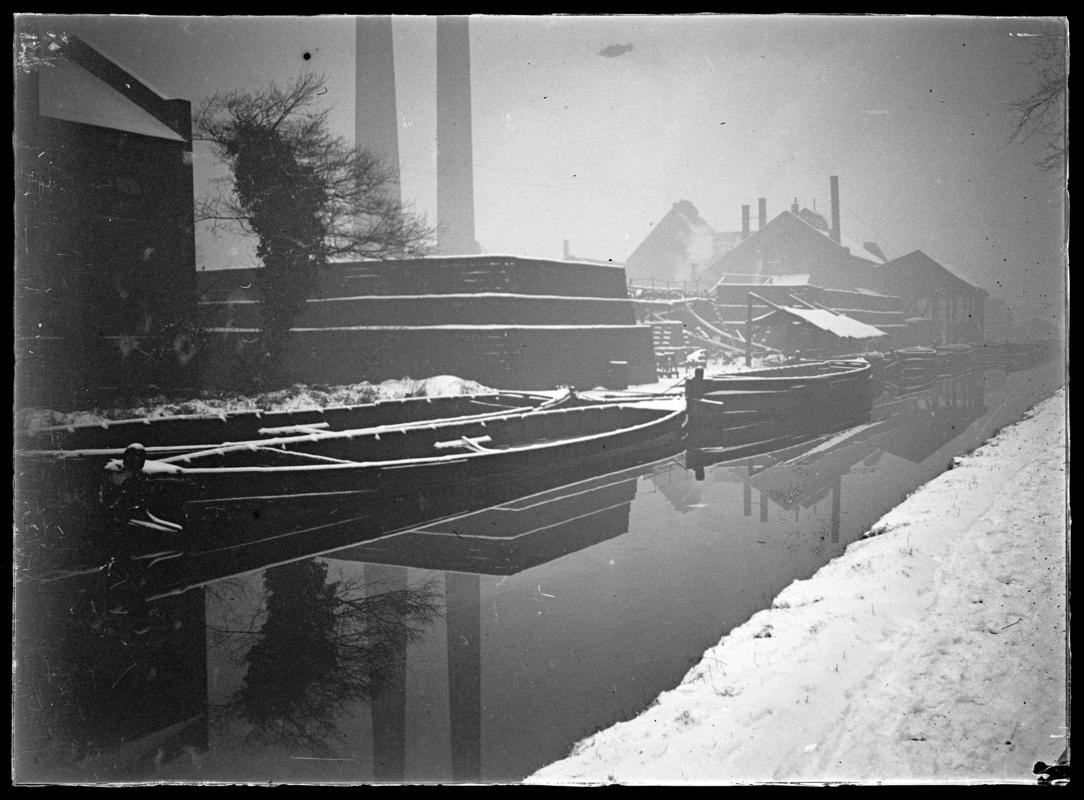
[355,16,400,204]
[562,239,571,260]
[741,205,750,238]
[757,198,767,230]
[829,175,841,244]
[791,197,799,214]
[436,16,480,254]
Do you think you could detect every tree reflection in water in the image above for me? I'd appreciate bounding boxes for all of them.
[214,559,440,755]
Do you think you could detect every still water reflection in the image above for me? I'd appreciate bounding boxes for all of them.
[13,363,1064,783]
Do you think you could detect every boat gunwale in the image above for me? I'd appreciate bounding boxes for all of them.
[17,390,581,459]
[105,401,688,477]
[14,390,557,439]
[690,359,871,386]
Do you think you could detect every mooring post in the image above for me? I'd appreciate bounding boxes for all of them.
[687,365,705,399]
[745,294,754,367]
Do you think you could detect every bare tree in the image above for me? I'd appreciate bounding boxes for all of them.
[194,74,433,388]
[1008,32,1068,173]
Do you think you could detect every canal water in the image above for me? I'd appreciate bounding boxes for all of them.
[13,362,1064,784]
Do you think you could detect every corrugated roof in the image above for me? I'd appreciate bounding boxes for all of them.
[774,306,887,339]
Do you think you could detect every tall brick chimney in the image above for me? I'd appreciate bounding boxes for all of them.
[829,175,841,244]
[741,204,750,239]
[436,16,480,255]
[758,197,767,230]
[355,16,401,204]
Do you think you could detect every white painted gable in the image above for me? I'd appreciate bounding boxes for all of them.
[38,57,184,142]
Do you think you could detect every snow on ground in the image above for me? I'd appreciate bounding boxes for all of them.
[529,388,1067,786]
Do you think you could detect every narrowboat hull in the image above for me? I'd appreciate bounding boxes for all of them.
[684,360,873,447]
[101,401,688,556]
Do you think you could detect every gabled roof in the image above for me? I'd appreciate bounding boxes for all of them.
[625,199,719,281]
[705,210,885,288]
[875,250,986,297]
[37,35,191,142]
[789,212,887,265]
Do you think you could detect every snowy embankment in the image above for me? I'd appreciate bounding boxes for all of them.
[529,388,1067,785]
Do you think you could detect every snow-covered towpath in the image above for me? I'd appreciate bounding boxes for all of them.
[529,388,1067,785]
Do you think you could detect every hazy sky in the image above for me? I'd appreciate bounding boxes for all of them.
[43,14,1066,324]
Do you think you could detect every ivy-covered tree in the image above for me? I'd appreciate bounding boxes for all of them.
[195,73,432,387]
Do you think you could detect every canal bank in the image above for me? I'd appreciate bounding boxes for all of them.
[528,387,1067,785]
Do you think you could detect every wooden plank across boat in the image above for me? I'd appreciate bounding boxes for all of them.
[99,399,687,552]
[684,359,873,447]
[15,389,580,459]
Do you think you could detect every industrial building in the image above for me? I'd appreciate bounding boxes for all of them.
[628,176,988,363]
[874,250,987,344]
[15,29,197,407]
[14,21,996,408]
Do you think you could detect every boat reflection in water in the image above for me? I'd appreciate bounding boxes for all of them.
[686,369,987,547]
[17,364,1063,784]
[290,371,990,783]
[324,460,648,781]
[14,440,670,783]
[196,374,996,785]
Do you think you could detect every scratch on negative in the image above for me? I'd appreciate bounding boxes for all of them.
[537,583,556,598]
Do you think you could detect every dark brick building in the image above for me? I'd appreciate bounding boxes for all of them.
[15,28,196,408]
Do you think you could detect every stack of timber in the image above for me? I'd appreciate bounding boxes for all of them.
[196,255,658,391]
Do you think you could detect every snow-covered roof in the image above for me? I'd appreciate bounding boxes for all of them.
[201,292,637,305]
[767,274,812,286]
[773,307,887,339]
[39,54,185,141]
[714,273,811,286]
[335,253,627,269]
[421,253,628,269]
[207,324,648,333]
